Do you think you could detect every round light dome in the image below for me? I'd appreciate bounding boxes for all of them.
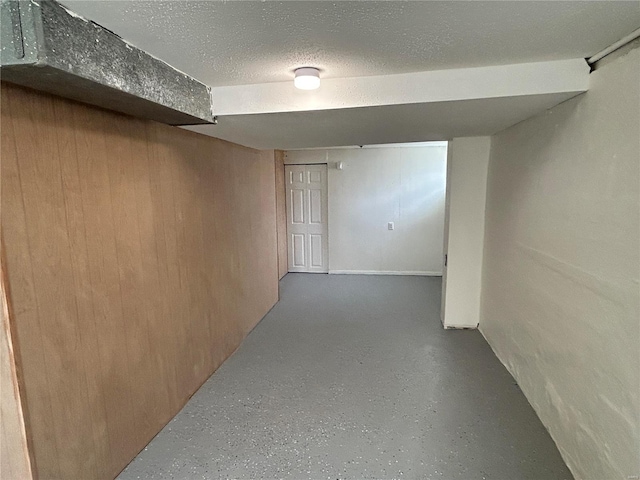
[294,67,320,90]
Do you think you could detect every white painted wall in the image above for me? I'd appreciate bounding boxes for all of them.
[285,144,447,275]
[480,45,639,480]
[441,137,491,328]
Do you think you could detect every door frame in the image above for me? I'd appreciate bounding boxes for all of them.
[284,163,329,273]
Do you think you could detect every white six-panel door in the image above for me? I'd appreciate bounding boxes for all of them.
[285,164,328,273]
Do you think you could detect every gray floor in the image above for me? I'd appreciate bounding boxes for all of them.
[119,274,572,480]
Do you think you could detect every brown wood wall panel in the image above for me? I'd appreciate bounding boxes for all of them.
[1,83,279,479]
[275,150,288,279]
[1,247,34,480]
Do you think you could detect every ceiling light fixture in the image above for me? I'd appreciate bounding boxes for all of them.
[294,67,320,90]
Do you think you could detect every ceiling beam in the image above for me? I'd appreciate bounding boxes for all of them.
[210,59,589,116]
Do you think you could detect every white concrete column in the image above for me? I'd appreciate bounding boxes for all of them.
[441,137,490,328]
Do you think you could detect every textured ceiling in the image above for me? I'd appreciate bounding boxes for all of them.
[58,0,639,149]
[63,1,640,87]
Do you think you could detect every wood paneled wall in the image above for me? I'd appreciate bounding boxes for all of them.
[275,150,288,279]
[1,83,279,479]
[1,250,33,479]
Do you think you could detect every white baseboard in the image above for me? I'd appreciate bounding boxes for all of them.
[329,270,442,276]
[444,324,478,330]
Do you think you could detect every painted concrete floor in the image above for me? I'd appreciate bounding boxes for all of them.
[119,274,572,480]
